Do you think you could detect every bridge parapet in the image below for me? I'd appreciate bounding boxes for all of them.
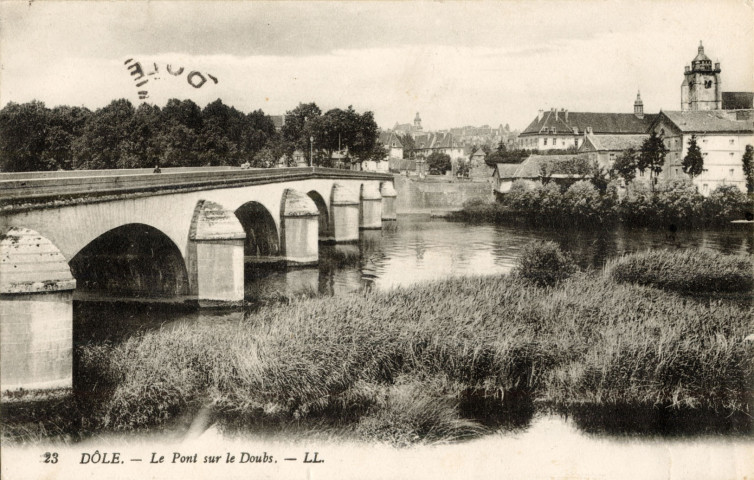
[0,167,393,212]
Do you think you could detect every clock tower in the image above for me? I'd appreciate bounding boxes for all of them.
[681,41,722,111]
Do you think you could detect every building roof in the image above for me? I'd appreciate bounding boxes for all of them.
[722,92,754,110]
[494,154,589,179]
[470,149,486,158]
[270,115,285,130]
[521,110,656,136]
[414,132,455,149]
[656,110,754,134]
[580,134,647,152]
[379,131,404,150]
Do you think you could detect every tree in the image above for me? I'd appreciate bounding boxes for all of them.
[612,148,638,185]
[399,133,415,159]
[742,144,754,194]
[682,134,704,179]
[588,160,610,194]
[73,99,135,169]
[638,130,669,191]
[426,152,451,174]
[0,101,51,171]
[281,102,322,158]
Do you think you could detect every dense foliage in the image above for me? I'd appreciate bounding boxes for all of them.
[455,179,752,228]
[0,99,381,171]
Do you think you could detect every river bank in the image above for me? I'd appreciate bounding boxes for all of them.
[3,249,751,445]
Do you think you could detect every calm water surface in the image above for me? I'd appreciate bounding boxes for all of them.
[245,215,753,298]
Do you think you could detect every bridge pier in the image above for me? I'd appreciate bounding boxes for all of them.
[1,227,76,393]
[281,189,319,265]
[330,184,360,242]
[188,201,245,307]
[380,181,398,221]
[360,184,383,230]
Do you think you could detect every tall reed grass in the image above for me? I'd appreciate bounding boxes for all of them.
[4,250,751,444]
[88,256,752,439]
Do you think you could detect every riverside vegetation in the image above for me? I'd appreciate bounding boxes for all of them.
[2,246,752,446]
[454,179,754,228]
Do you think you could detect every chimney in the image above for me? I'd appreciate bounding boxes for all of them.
[564,109,569,122]
[537,109,544,122]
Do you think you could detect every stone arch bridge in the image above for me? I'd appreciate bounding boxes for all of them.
[0,167,397,392]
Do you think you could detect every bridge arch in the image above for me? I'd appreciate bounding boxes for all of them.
[69,223,189,297]
[234,201,280,258]
[307,190,332,240]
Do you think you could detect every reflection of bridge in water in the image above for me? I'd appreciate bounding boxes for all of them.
[0,167,397,393]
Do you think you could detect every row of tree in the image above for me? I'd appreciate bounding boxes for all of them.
[0,99,384,172]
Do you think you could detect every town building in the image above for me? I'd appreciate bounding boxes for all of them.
[492,154,589,193]
[517,94,656,151]
[655,42,754,194]
[649,110,754,194]
[578,134,647,168]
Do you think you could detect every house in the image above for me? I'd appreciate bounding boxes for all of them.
[467,148,492,179]
[517,94,656,151]
[578,134,647,168]
[649,109,754,194]
[492,154,590,193]
[413,132,465,161]
[379,131,404,160]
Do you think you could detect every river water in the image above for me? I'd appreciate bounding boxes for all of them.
[64,216,754,479]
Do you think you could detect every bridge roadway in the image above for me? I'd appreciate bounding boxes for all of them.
[0,167,396,393]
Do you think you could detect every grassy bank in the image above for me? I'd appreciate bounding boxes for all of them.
[2,250,752,445]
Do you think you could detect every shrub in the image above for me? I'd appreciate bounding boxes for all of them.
[562,180,603,223]
[654,180,703,227]
[702,185,752,223]
[512,241,577,287]
[607,249,754,293]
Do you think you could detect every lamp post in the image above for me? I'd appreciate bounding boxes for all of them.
[309,136,314,167]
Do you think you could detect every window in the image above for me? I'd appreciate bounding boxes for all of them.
[552,138,557,145]
[702,184,709,194]
[575,139,579,148]
[702,138,707,143]
[639,170,645,177]
[730,139,735,145]
[544,138,548,146]
[730,169,735,177]
[675,168,679,175]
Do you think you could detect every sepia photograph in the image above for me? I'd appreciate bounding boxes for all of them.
[1,1,753,479]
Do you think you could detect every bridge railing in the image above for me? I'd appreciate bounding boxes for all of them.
[0,167,393,210]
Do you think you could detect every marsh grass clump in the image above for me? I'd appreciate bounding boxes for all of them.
[607,249,754,293]
[512,241,577,287]
[353,375,485,446]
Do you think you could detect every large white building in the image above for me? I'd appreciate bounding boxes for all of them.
[651,110,753,194]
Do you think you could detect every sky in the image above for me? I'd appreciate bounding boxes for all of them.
[1,0,753,131]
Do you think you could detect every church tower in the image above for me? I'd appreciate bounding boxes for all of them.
[681,41,722,111]
[634,91,644,118]
[413,112,423,131]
